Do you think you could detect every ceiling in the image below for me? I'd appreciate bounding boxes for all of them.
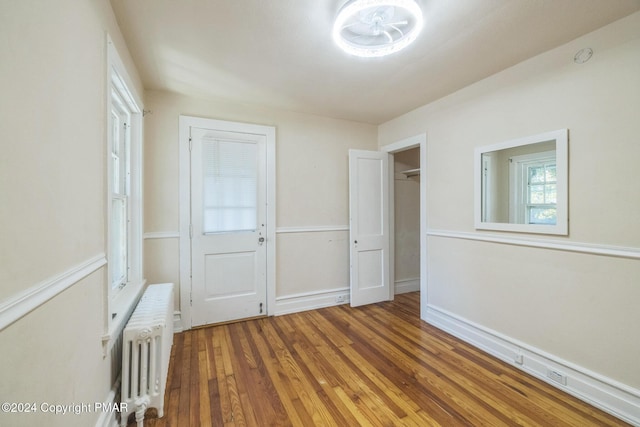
[110,0,640,124]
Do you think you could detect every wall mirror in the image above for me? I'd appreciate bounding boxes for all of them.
[474,129,568,235]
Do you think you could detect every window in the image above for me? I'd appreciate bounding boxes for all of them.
[510,151,557,225]
[105,36,144,348]
[202,138,258,233]
[110,89,130,289]
[525,161,556,224]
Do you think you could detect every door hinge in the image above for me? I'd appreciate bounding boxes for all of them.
[259,302,263,314]
[190,291,192,305]
[188,136,193,152]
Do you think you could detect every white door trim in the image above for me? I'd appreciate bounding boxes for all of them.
[179,115,276,330]
[381,133,427,319]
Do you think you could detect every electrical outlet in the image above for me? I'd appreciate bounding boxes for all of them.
[547,370,567,385]
[335,295,347,304]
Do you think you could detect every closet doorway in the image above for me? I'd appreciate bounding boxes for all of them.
[383,134,427,318]
[393,148,421,295]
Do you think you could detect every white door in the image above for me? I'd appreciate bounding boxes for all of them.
[349,149,391,307]
[189,125,267,326]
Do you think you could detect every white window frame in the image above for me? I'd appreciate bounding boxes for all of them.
[110,88,131,290]
[104,35,145,350]
[509,151,556,225]
[481,155,491,222]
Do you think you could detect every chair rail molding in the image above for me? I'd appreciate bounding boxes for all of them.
[427,229,640,260]
[0,254,107,331]
[276,225,349,234]
[143,231,180,239]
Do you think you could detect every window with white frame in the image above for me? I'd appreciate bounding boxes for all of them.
[106,36,144,342]
[510,151,557,225]
[110,88,130,289]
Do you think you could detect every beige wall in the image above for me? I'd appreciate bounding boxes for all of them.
[143,90,377,310]
[2,1,638,425]
[393,148,420,282]
[0,1,143,426]
[379,12,640,388]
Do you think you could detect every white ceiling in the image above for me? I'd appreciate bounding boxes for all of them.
[110,0,640,124]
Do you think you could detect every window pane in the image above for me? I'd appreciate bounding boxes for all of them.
[111,110,120,156]
[529,166,545,184]
[111,107,129,196]
[111,197,127,287]
[545,184,557,203]
[546,166,556,182]
[203,139,257,233]
[529,207,556,224]
[112,153,120,194]
[529,185,545,203]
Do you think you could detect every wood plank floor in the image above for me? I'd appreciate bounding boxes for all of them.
[137,292,628,426]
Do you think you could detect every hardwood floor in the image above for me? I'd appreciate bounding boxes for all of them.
[137,292,628,426]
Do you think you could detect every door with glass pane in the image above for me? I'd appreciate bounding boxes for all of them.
[190,126,267,327]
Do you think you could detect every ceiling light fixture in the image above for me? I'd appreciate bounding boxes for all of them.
[333,0,424,58]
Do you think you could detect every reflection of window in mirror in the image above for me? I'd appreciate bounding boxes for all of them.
[509,151,556,225]
[480,140,556,224]
[475,128,568,235]
[481,155,491,222]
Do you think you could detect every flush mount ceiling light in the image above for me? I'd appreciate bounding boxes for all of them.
[333,0,424,58]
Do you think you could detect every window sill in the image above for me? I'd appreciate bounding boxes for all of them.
[102,279,146,355]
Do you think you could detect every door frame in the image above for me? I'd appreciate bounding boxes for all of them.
[381,133,428,319]
[179,115,276,330]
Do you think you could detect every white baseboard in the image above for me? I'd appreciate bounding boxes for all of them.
[394,277,420,294]
[175,289,351,328]
[173,310,183,333]
[94,379,120,427]
[274,281,420,317]
[275,287,350,316]
[179,281,418,325]
[424,304,640,426]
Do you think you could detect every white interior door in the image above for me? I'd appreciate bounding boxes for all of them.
[190,125,267,326]
[349,149,391,307]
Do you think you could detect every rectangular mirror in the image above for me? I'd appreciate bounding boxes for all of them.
[474,129,568,235]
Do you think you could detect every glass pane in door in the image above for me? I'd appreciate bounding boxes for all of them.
[202,138,257,233]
